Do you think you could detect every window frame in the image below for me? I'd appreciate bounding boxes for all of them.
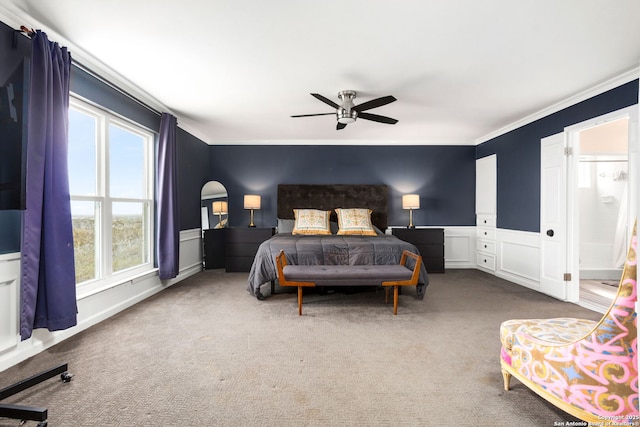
[69,95,156,297]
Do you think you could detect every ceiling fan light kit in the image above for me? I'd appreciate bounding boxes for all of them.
[291,90,398,130]
[336,90,357,124]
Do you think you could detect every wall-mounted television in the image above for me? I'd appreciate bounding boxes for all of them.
[0,56,28,210]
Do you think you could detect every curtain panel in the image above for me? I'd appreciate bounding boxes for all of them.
[21,30,77,340]
[157,113,179,279]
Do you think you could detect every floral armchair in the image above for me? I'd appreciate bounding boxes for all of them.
[500,221,638,423]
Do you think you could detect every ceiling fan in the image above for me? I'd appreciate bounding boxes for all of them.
[291,90,398,130]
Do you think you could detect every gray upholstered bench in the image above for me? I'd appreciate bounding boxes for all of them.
[275,250,422,315]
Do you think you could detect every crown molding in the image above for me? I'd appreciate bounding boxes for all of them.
[475,66,640,145]
[204,139,473,146]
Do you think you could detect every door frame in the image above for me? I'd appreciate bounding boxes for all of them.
[563,105,638,302]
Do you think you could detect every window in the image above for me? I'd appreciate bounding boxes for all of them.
[68,97,154,291]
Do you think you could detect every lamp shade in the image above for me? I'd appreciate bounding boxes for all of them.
[402,194,420,210]
[244,195,261,210]
[212,201,228,215]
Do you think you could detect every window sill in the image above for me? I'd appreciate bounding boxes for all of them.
[76,268,159,301]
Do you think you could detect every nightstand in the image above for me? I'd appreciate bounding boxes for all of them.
[225,227,274,272]
[203,228,225,269]
[392,228,445,273]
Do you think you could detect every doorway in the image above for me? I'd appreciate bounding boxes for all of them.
[575,117,629,310]
[540,105,638,313]
[565,106,638,312]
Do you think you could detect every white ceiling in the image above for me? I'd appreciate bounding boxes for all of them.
[1,0,639,145]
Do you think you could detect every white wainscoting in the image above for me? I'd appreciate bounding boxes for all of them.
[444,227,477,269]
[495,228,541,291]
[0,253,19,354]
[0,228,203,373]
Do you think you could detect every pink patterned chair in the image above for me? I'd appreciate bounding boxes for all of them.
[500,221,638,423]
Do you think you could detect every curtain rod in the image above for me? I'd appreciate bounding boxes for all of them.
[70,61,162,117]
[14,24,162,117]
[11,25,34,47]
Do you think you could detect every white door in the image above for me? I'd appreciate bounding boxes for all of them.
[540,133,568,300]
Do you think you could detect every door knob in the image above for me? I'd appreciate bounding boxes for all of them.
[546,229,554,237]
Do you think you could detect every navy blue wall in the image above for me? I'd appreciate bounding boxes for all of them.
[71,65,160,132]
[208,145,477,228]
[177,128,210,230]
[477,80,639,233]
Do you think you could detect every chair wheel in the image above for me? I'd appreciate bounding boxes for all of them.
[37,422,48,427]
[61,372,74,383]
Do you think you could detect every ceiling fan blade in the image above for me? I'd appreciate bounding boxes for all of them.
[311,93,340,109]
[337,122,347,130]
[353,95,396,112]
[291,113,335,118]
[358,112,398,125]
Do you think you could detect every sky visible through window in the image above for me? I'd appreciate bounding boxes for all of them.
[69,109,146,216]
[68,108,96,198]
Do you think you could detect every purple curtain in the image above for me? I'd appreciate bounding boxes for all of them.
[20,31,76,340]
[157,113,179,279]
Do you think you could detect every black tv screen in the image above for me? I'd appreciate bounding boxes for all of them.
[0,57,28,210]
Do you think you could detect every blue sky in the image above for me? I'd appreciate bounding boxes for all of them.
[68,108,148,216]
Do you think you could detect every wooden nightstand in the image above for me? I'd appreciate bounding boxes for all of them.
[392,228,445,273]
[225,227,274,272]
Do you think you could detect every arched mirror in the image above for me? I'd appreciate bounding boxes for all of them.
[201,181,228,270]
[201,181,228,230]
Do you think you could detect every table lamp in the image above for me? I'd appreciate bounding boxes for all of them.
[402,194,420,228]
[244,195,261,227]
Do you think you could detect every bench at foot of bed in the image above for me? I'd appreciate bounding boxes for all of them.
[275,250,422,315]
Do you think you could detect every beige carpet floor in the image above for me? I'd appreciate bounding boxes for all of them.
[0,269,602,426]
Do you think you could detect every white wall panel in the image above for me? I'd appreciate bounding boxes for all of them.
[444,227,476,269]
[496,229,541,291]
[0,253,19,354]
[179,228,203,273]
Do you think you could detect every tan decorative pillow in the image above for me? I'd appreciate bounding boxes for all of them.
[292,209,332,235]
[335,208,377,236]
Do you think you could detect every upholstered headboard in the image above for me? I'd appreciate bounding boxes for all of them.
[277,184,388,231]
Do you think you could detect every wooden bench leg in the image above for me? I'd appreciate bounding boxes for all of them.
[298,286,303,316]
[393,286,399,315]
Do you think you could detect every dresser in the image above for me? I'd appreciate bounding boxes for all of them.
[392,228,445,273]
[225,227,274,272]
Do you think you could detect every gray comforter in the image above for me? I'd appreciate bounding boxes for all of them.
[247,234,429,298]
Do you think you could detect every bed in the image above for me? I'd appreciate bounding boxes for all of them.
[247,184,429,299]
